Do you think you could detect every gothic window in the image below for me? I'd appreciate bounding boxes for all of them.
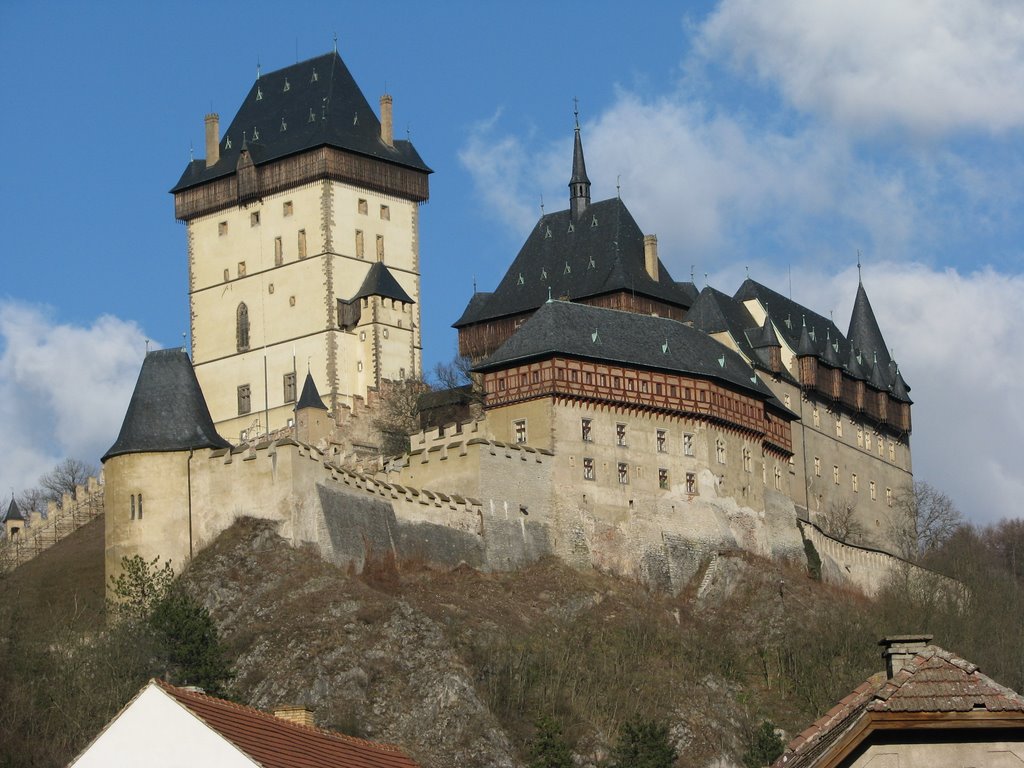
[583,457,595,481]
[283,372,296,403]
[298,229,307,258]
[581,418,592,442]
[236,303,250,351]
[514,420,527,444]
[237,384,251,415]
[618,462,629,484]
[656,429,666,453]
[616,423,627,446]
[685,472,697,494]
[683,432,694,456]
[659,468,669,490]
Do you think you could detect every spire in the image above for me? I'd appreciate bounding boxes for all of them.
[797,317,816,356]
[569,100,591,219]
[2,497,25,523]
[296,372,328,411]
[848,282,893,383]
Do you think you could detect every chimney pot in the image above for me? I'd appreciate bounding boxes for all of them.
[879,634,932,678]
[274,705,316,728]
[379,94,394,148]
[204,113,220,168]
[643,234,659,282]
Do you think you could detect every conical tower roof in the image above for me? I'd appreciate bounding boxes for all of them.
[848,282,893,382]
[296,372,328,411]
[752,314,781,348]
[102,348,230,462]
[796,318,816,356]
[2,498,25,523]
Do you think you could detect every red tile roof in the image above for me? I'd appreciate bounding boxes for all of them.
[773,645,1024,768]
[155,679,421,768]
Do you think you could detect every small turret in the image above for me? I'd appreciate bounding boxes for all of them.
[569,107,591,219]
[2,497,26,541]
[296,372,331,447]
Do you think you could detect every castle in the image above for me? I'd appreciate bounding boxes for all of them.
[100,51,916,595]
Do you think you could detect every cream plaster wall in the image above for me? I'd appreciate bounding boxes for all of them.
[852,739,1024,767]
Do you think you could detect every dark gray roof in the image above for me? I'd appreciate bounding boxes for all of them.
[102,349,230,462]
[570,125,590,187]
[296,372,328,411]
[453,197,693,327]
[2,498,25,523]
[848,282,893,380]
[351,262,414,304]
[172,52,430,193]
[476,300,776,400]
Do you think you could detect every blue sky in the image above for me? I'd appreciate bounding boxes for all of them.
[2,1,1023,526]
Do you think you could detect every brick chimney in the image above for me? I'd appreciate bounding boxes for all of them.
[273,705,315,728]
[205,113,220,167]
[380,94,394,148]
[644,235,659,282]
[879,634,932,678]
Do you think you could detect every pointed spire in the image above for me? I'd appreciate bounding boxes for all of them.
[848,281,892,383]
[569,99,591,219]
[797,316,816,356]
[296,372,328,411]
[756,313,781,348]
[890,365,913,403]
[2,497,25,523]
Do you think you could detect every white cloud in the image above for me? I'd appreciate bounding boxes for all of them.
[699,0,1024,136]
[0,301,148,497]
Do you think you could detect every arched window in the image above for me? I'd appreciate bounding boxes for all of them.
[237,303,250,351]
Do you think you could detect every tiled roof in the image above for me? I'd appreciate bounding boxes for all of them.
[172,52,430,194]
[102,349,230,462]
[157,679,421,768]
[774,645,1024,768]
[296,372,328,411]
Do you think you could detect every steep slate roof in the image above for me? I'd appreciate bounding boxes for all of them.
[155,679,421,768]
[2,498,25,523]
[296,372,328,411]
[453,197,693,327]
[102,349,230,462]
[173,52,430,193]
[350,262,415,304]
[774,644,1024,768]
[476,300,777,401]
[847,282,893,378]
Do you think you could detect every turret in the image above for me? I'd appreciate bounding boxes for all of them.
[569,109,591,219]
[295,372,331,447]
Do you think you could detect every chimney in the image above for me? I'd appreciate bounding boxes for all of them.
[644,235,659,282]
[879,634,932,678]
[274,705,315,728]
[379,94,394,148]
[205,113,220,167]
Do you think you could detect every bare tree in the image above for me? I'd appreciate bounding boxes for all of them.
[820,496,864,544]
[372,378,432,456]
[38,458,97,507]
[893,481,964,561]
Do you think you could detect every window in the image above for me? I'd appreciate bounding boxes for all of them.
[581,418,592,442]
[683,432,694,456]
[583,457,595,481]
[743,447,752,473]
[835,417,843,437]
[236,303,250,351]
[878,439,884,458]
[355,230,364,258]
[870,481,877,501]
[774,466,782,490]
[130,494,135,520]
[886,487,893,507]
[716,439,726,464]
[618,462,629,484]
[685,472,697,494]
[298,229,307,258]
[237,261,246,277]
[783,393,792,409]
[250,211,260,227]
[616,423,627,446]
[380,204,390,220]
[659,468,669,490]
[852,473,859,492]
[656,429,666,453]
[223,268,230,282]
[833,465,840,485]
[283,372,296,403]
[514,419,527,444]
[137,493,143,520]
[237,384,251,415]
[218,221,228,236]
[814,457,821,477]
[274,236,283,266]
[813,406,820,428]
[889,442,896,461]
[283,200,293,216]
[376,234,384,261]
[358,198,368,215]
[857,427,864,447]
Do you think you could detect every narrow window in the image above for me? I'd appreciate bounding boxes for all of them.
[137,493,143,520]
[774,467,782,490]
[878,440,885,458]
[852,473,859,492]
[250,211,260,227]
[581,418,592,442]
[889,442,896,461]
[683,432,694,456]
[274,236,283,266]
[237,261,246,277]
[833,465,840,485]
[223,268,230,282]
[886,487,893,507]
[130,494,135,520]
[743,447,752,473]
[813,457,821,477]
[376,234,384,261]
[685,472,697,494]
[616,423,627,446]
[618,462,629,484]
[283,200,293,216]
[238,384,251,415]
[358,198,368,215]
[656,429,666,453]
[783,393,791,409]
[298,229,307,258]
[870,481,877,501]
[514,419,527,444]
[236,303,250,352]
[583,457,595,481]
[659,468,669,490]
[865,432,873,451]
[380,204,390,220]
[835,417,843,438]
[716,439,726,464]
[857,427,864,447]
[218,221,228,236]
[812,406,820,428]
[283,371,297,403]
[355,230,364,258]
